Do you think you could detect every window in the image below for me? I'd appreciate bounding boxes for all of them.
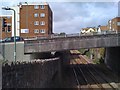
[34,5,39,9]
[21,29,29,33]
[2,27,5,32]
[40,21,45,25]
[40,13,45,17]
[34,13,39,17]
[34,29,39,33]
[40,29,45,33]
[34,21,39,25]
[7,25,11,32]
[117,22,120,26]
[40,5,45,9]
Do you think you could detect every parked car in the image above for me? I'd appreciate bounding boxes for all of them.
[1,36,24,43]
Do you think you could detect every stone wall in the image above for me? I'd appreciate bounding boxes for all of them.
[2,58,59,88]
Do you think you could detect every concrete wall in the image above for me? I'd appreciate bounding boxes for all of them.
[2,59,59,88]
[105,47,120,72]
[0,42,52,62]
[1,42,30,62]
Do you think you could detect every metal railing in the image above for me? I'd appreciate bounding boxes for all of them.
[24,31,120,41]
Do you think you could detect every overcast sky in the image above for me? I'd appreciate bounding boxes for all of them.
[0,1,119,34]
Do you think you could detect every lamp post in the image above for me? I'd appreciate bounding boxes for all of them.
[2,7,16,62]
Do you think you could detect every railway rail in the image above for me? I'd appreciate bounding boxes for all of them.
[70,50,119,89]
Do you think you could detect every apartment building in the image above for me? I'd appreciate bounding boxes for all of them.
[0,2,53,39]
[108,17,120,32]
[0,15,12,39]
[19,2,53,38]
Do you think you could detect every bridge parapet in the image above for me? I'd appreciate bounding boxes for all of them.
[24,33,120,54]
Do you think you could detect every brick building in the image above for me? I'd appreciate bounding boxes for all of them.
[99,26,108,31]
[0,2,53,39]
[108,17,120,32]
[0,15,12,39]
[19,2,53,38]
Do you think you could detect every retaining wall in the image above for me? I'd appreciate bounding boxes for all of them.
[2,58,59,88]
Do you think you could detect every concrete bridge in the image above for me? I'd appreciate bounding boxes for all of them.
[24,33,120,53]
[1,33,120,72]
[24,33,120,72]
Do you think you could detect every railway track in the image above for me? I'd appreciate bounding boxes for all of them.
[70,50,119,89]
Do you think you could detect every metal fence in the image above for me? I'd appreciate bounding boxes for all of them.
[25,31,119,40]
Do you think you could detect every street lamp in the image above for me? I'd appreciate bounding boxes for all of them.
[2,7,16,62]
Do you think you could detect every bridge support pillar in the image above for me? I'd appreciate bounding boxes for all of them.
[58,58,62,88]
[105,47,120,72]
[55,51,70,88]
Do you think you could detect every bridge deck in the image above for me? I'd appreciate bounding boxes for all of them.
[24,34,120,53]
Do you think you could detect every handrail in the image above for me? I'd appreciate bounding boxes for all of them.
[34,31,120,40]
[24,33,120,45]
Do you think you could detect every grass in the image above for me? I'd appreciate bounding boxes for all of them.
[79,48,105,64]
[93,57,104,64]
[93,59,101,64]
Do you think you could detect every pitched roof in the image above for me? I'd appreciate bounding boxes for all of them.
[81,27,96,31]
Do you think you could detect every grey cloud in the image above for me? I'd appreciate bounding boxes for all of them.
[118,1,120,16]
[0,2,118,34]
[50,2,117,33]
[51,2,91,22]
